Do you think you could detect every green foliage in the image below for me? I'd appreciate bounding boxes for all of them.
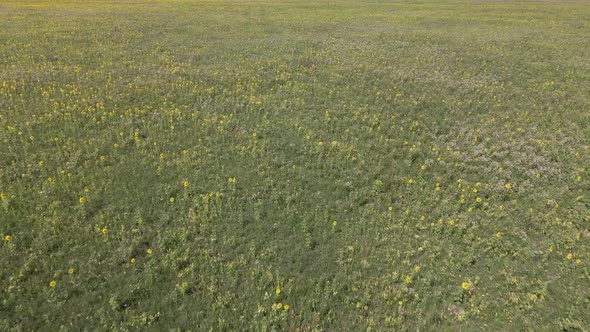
[1,0,589,330]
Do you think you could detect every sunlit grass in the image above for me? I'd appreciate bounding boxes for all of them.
[1,0,589,330]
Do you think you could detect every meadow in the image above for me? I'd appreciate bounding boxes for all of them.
[1,0,589,330]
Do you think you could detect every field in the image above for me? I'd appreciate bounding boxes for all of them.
[1,0,589,330]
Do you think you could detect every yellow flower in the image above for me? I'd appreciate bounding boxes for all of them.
[147,248,153,255]
[529,294,537,302]
[332,220,337,226]
[567,253,573,260]
[79,197,86,204]
[68,268,75,274]
[414,265,420,273]
[495,232,502,238]
[101,227,108,235]
[420,165,426,171]
[405,276,412,284]
[462,281,470,290]
[183,181,189,187]
[408,179,414,184]
[275,287,281,295]
[284,304,289,311]
[99,155,105,161]
[169,197,175,203]
[476,197,482,203]
[575,259,581,264]
[228,177,236,183]
[549,246,554,253]
[388,206,393,211]
[4,235,12,241]
[449,219,455,225]
[181,282,188,288]
[277,303,283,309]
[0,193,6,201]
[49,280,57,288]
[505,183,511,189]
[398,301,403,306]
[130,257,136,263]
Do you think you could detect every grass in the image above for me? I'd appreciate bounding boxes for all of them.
[1,0,589,330]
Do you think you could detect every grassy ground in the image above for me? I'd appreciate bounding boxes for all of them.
[1,0,589,330]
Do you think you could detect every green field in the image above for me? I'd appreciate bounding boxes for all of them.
[1,0,589,330]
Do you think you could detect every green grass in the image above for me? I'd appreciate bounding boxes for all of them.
[1,0,589,330]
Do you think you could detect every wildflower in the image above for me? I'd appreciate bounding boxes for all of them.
[420,165,426,171]
[462,281,470,290]
[277,303,283,309]
[113,143,119,148]
[49,280,57,288]
[549,246,554,253]
[495,232,502,238]
[275,287,281,294]
[0,193,6,201]
[414,265,420,273]
[147,248,153,255]
[284,304,289,310]
[405,276,412,284]
[408,179,414,184]
[68,268,75,274]
[388,206,393,211]
[99,155,105,161]
[4,235,12,241]
[476,197,482,203]
[130,257,136,263]
[398,301,403,306]
[505,183,511,189]
[101,227,108,235]
[449,219,455,225]
[332,220,337,226]
[181,282,188,288]
[575,259,581,264]
[252,132,257,137]
[567,253,573,260]
[183,180,189,187]
[169,197,175,203]
[228,177,236,183]
[577,176,582,182]
[529,294,537,302]
[79,197,86,204]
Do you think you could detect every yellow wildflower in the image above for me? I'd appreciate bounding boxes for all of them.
[462,281,470,290]
[49,280,57,288]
